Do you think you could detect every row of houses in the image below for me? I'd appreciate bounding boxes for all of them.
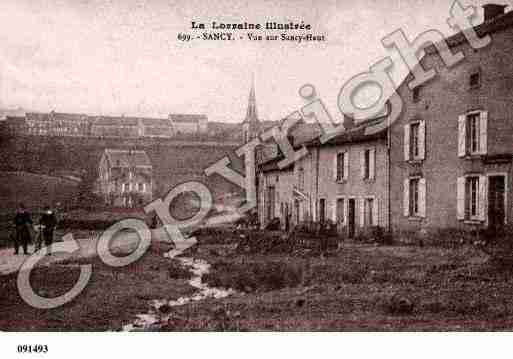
[256,4,513,237]
[2,111,208,138]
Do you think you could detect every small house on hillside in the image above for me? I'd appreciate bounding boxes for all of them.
[96,149,153,208]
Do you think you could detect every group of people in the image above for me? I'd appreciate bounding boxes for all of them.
[13,203,57,255]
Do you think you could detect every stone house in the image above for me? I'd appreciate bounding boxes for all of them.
[96,149,153,207]
[257,122,389,237]
[169,114,208,135]
[389,4,513,235]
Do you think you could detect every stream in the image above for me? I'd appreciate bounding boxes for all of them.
[122,256,235,331]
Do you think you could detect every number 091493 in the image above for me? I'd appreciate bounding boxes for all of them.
[17,345,48,354]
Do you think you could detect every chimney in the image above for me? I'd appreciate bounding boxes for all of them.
[483,4,507,22]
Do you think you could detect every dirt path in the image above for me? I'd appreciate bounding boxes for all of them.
[0,228,179,275]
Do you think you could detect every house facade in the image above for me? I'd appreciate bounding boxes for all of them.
[257,124,389,237]
[2,112,208,139]
[257,160,295,229]
[169,114,208,135]
[389,5,513,235]
[20,112,91,136]
[96,149,153,208]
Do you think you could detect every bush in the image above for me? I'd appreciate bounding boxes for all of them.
[478,225,513,266]
[189,227,241,245]
[57,218,116,230]
[168,260,193,280]
[204,260,303,293]
[354,226,391,244]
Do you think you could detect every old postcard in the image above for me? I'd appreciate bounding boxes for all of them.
[0,0,512,357]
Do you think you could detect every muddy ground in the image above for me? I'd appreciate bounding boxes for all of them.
[0,242,194,331]
[2,232,513,331]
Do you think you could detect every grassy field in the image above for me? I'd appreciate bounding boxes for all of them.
[159,242,513,331]
[0,171,80,214]
[1,231,513,331]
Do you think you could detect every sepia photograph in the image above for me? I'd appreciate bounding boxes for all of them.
[0,0,513,356]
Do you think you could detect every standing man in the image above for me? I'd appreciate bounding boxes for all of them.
[13,203,33,255]
[39,205,57,255]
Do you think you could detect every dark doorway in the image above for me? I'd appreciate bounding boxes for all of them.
[267,186,275,222]
[294,200,300,225]
[348,198,356,238]
[319,198,326,224]
[488,176,505,230]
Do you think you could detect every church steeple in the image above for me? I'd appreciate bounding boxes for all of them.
[245,81,258,123]
[242,77,260,143]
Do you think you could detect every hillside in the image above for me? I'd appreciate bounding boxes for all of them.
[0,135,243,205]
[0,171,80,214]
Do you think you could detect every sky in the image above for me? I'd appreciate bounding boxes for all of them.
[0,0,511,123]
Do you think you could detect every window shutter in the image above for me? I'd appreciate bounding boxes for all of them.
[419,120,426,160]
[458,115,466,157]
[359,198,365,227]
[344,199,349,225]
[333,153,338,181]
[418,178,426,218]
[456,176,465,220]
[360,150,365,179]
[478,175,487,221]
[480,111,488,155]
[369,148,376,180]
[404,124,410,161]
[372,198,379,226]
[403,179,410,217]
[343,152,349,180]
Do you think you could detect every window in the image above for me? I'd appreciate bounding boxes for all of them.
[404,121,425,161]
[403,177,426,218]
[364,150,370,179]
[469,70,481,89]
[121,183,126,193]
[458,111,487,157]
[466,176,479,219]
[138,183,143,192]
[410,122,420,158]
[409,178,419,216]
[364,198,374,226]
[361,148,375,180]
[412,86,421,102]
[334,151,348,182]
[457,175,487,221]
[467,113,480,154]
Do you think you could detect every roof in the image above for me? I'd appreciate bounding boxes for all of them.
[169,114,207,123]
[425,9,513,55]
[302,118,388,148]
[103,149,152,168]
[50,112,88,121]
[139,118,171,127]
[289,122,323,146]
[26,112,50,122]
[259,156,294,173]
[4,116,26,123]
[92,116,139,126]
